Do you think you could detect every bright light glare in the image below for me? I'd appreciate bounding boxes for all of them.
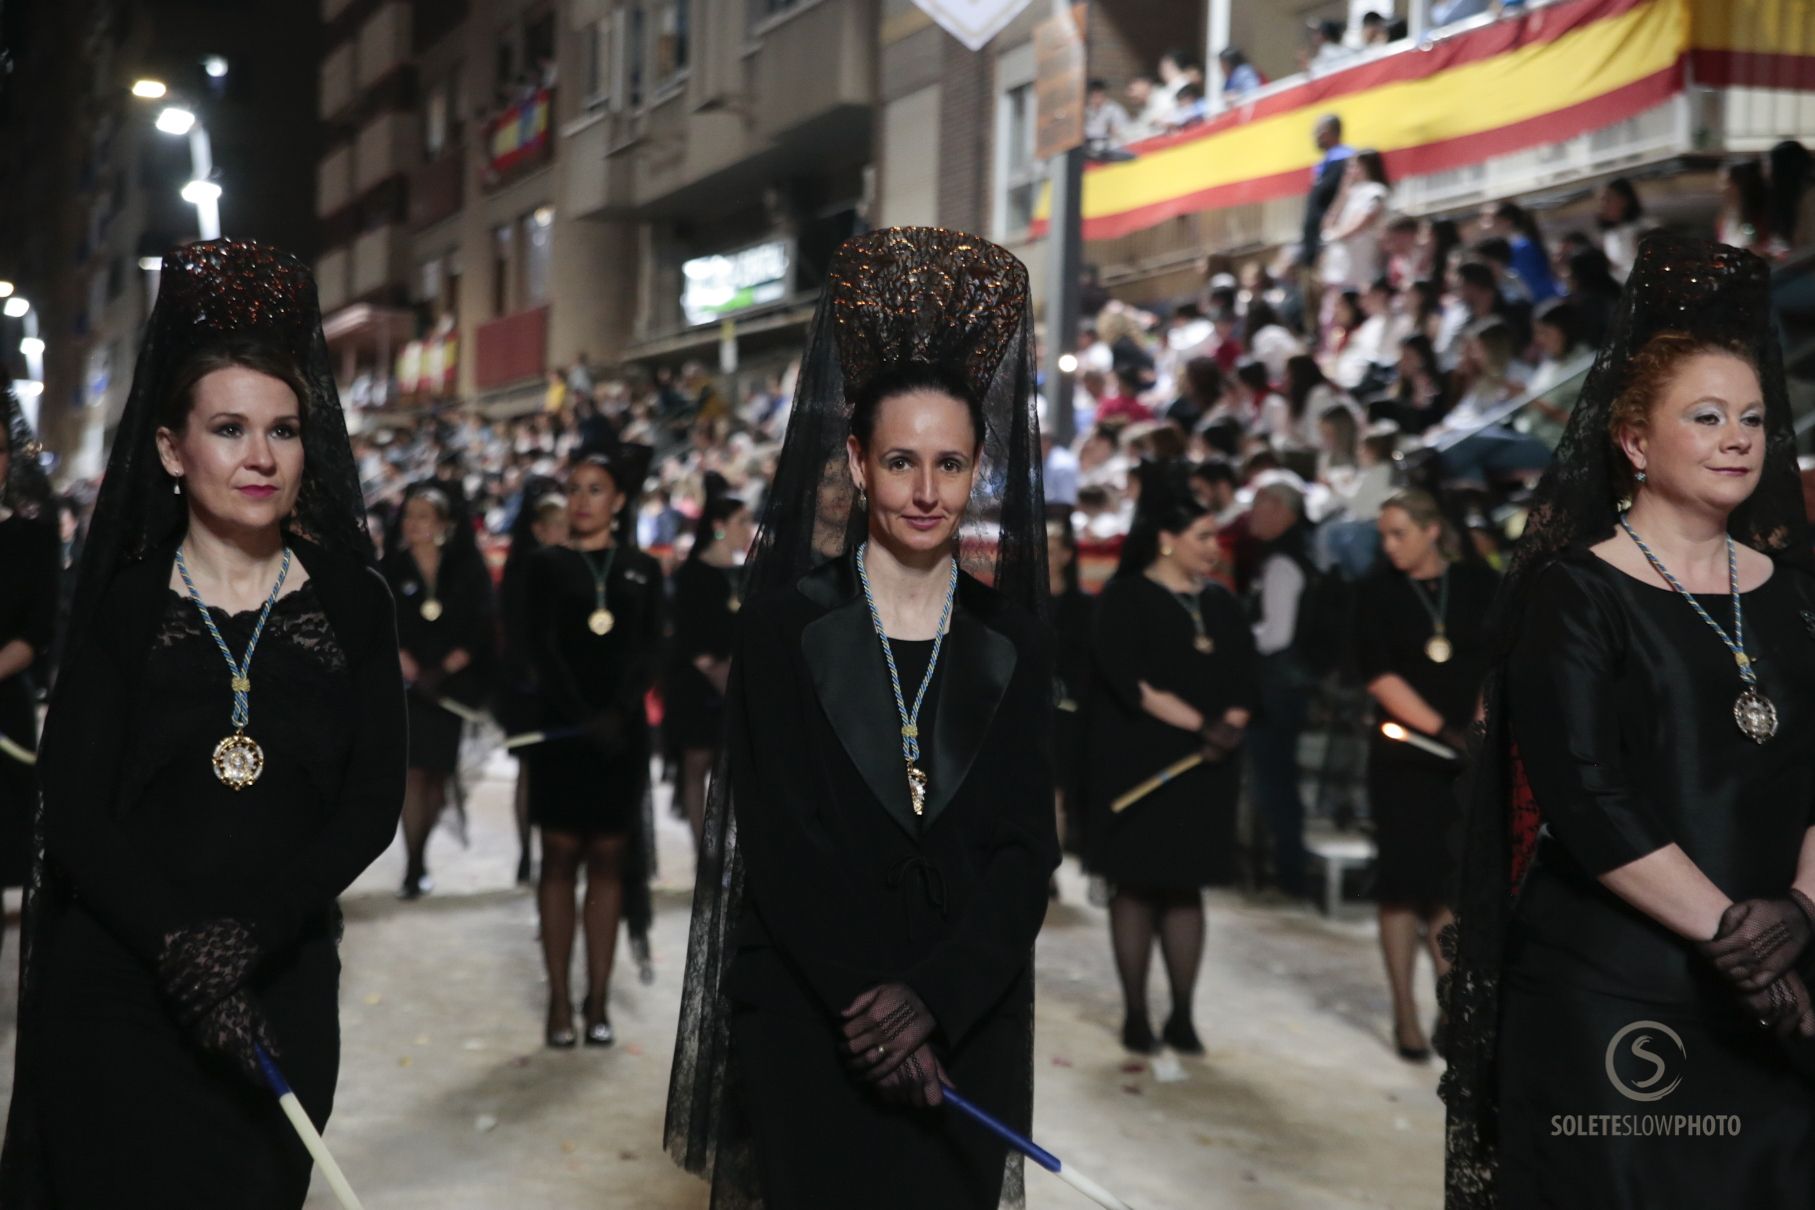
[19,337,44,356]
[181,179,223,204]
[156,107,197,135]
[204,56,228,79]
[0,281,12,298]
[132,79,168,99]
[1057,353,1079,374]
[3,298,28,318]
[13,381,43,399]
[139,257,164,272]
[1380,722,1409,741]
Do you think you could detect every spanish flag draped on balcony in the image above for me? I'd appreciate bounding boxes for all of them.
[1035,0,1813,242]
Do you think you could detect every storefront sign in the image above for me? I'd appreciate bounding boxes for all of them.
[681,240,791,327]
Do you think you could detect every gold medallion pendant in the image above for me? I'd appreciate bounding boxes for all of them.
[588,608,616,636]
[906,762,929,817]
[1425,635,1453,664]
[1194,635,1215,655]
[420,598,444,622]
[212,730,266,790]
[728,595,741,614]
[1735,686,1778,744]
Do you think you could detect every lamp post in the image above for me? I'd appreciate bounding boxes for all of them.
[133,79,223,240]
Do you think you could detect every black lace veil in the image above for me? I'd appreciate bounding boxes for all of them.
[664,227,1048,1208]
[0,240,370,1206]
[1441,232,1810,1208]
[3,387,53,521]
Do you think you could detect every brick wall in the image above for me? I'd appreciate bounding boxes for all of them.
[935,35,992,234]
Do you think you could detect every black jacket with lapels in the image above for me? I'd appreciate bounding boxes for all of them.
[722,553,1059,1052]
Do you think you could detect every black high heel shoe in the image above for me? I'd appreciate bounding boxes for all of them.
[1162,1012,1205,1056]
[582,997,614,1047]
[546,1000,577,1050]
[1121,1014,1158,1055]
[1394,1019,1432,1063]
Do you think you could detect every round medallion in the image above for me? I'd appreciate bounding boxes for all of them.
[1735,686,1778,744]
[728,595,742,614]
[1193,635,1215,655]
[420,598,444,622]
[212,732,265,790]
[1425,635,1454,664]
[588,608,616,636]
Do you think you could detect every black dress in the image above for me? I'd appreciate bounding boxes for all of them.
[525,543,663,835]
[663,558,741,751]
[1049,585,1095,856]
[383,545,495,774]
[23,545,404,1207]
[1084,575,1258,890]
[722,556,1058,1209]
[1495,549,1815,1207]
[0,513,58,886]
[1352,560,1499,907]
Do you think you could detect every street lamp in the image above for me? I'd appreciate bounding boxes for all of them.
[155,106,197,135]
[131,78,168,99]
[3,297,28,319]
[204,56,229,79]
[0,281,12,298]
[19,337,44,357]
[131,82,221,240]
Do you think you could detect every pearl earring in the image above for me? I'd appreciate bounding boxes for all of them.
[1160,543,1174,558]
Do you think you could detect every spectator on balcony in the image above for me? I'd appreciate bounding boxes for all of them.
[1560,246,1622,350]
[1430,0,1492,27]
[1305,20,1356,73]
[1084,79,1130,154]
[1716,157,1772,254]
[1480,201,1559,303]
[1596,177,1651,281]
[1123,74,1170,142]
[1168,83,1208,132]
[1157,49,1199,110]
[1217,47,1264,102]
[1361,11,1392,47]
[1298,115,1355,272]
[1320,149,1393,311]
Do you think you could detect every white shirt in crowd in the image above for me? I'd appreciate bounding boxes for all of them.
[1333,311,1413,390]
[1248,323,1306,381]
[1319,180,1391,287]
[1253,553,1306,656]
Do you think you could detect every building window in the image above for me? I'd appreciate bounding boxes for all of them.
[993,44,1045,243]
[492,222,514,317]
[418,257,444,305]
[653,0,689,86]
[585,19,615,110]
[523,206,554,306]
[425,67,462,159]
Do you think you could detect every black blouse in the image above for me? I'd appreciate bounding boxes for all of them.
[383,544,496,703]
[1354,560,1500,760]
[525,543,664,729]
[1506,549,1815,1008]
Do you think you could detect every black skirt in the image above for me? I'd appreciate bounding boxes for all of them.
[1365,743,1460,908]
[526,733,647,836]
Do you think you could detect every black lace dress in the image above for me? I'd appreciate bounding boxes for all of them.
[31,581,371,1206]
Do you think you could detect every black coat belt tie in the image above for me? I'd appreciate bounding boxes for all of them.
[887,855,949,941]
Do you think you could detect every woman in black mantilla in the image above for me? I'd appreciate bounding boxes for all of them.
[498,475,567,885]
[525,443,661,1048]
[0,241,404,1208]
[384,479,495,898]
[665,227,1056,1209]
[1443,232,1815,1209]
[665,485,755,857]
[1354,488,1497,1062]
[0,392,58,894]
[1084,465,1257,1055]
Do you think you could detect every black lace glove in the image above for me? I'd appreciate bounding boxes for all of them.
[1738,969,1815,1040]
[158,919,262,1027]
[874,1042,950,1108]
[1699,893,1815,993]
[1200,720,1244,762]
[841,983,937,1084]
[192,989,282,1085]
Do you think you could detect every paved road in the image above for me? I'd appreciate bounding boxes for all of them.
[1,749,1445,1208]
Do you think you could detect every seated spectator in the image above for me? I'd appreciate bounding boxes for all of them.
[1718,157,1773,253]
[1320,289,1365,381]
[1317,425,1399,577]
[1441,261,1520,367]
[1596,177,1651,281]
[1095,370,1155,425]
[1377,333,1451,434]
[1381,215,1422,286]
[1218,47,1264,102]
[1084,78,1130,153]
[1261,354,1346,452]
[1243,299,1307,380]
[1360,10,1391,47]
[1169,83,1208,130]
[1315,402,1361,481]
[1123,74,1170,141]
[1189,458,1243,524]
[1168,356,1227,431]
[1335,277,1412,393]
[1425,319,1549,486]
[1479,201,1559,302]
[1559,247,1622,349]
[1527,298,1593,399]
[1157,48,1197,109]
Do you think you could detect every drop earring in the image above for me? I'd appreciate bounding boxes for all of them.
[1634,470,1647,483]
[172,478,183,496]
